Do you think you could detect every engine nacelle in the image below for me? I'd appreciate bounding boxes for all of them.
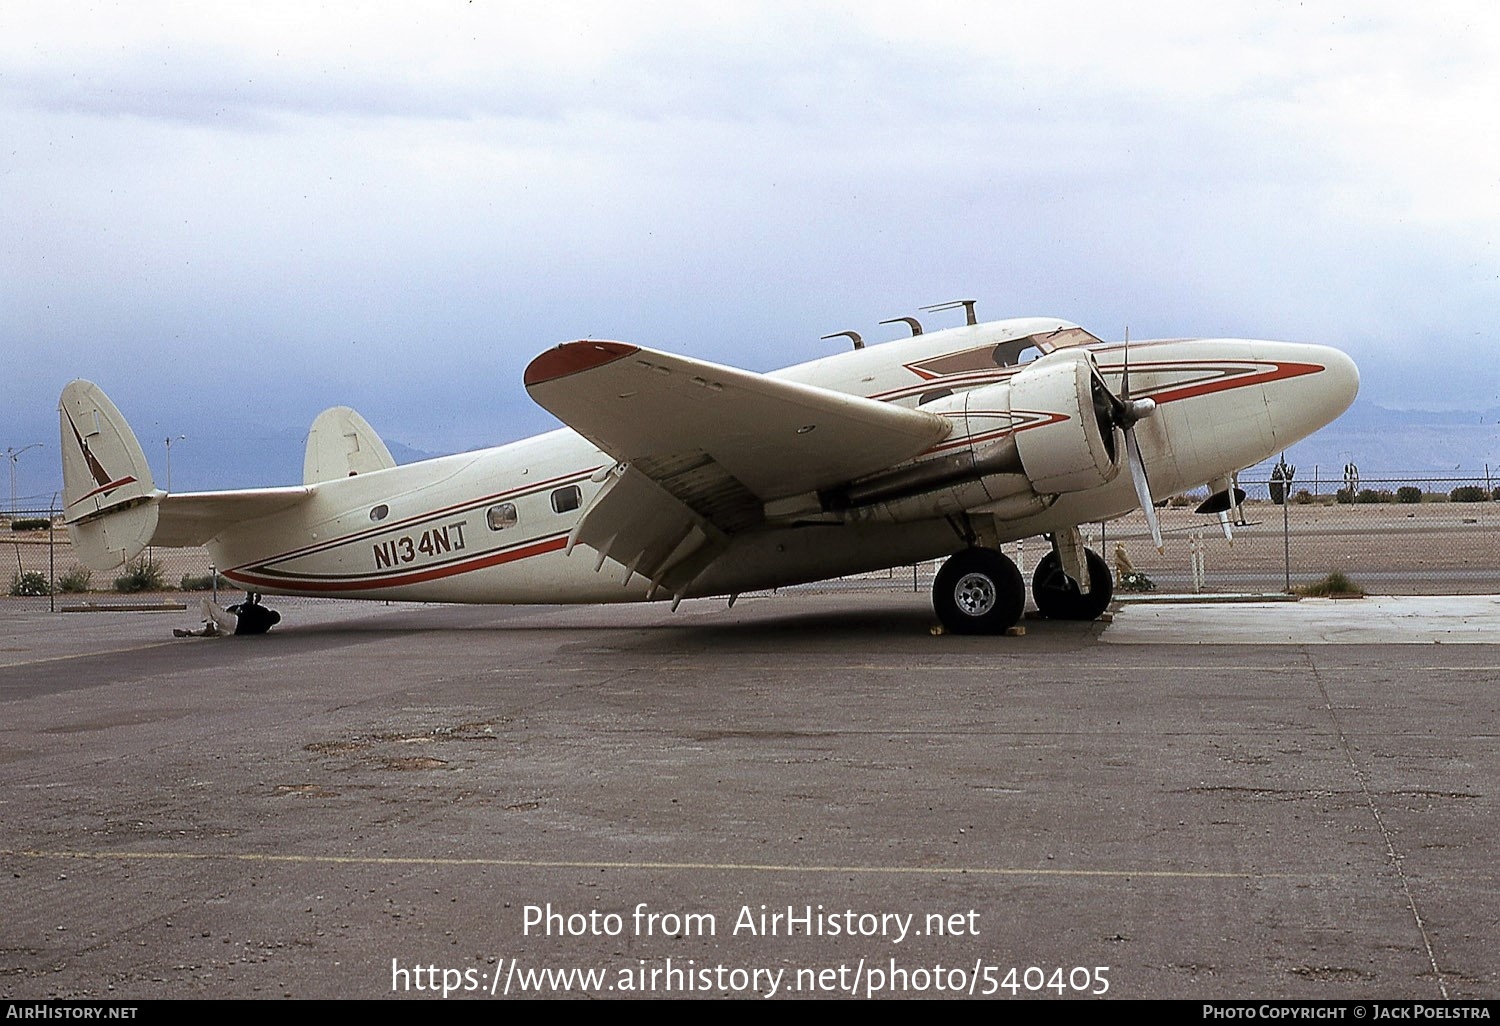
[1005,350,1120,494]
[810,348,1123,524]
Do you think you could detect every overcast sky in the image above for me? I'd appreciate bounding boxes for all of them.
[3,1,1498,503]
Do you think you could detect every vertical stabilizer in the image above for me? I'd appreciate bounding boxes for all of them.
[58,380,160,569]
[303,406,397,484]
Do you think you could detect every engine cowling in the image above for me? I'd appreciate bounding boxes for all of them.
[810,348,1125,523]
[1004,349,1121,494]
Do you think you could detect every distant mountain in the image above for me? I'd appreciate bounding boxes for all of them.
[1247,400,1500,483]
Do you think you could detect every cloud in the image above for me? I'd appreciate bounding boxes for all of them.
[2,1,1498,503]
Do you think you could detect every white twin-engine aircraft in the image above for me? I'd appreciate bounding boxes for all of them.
[59,309,1358,635]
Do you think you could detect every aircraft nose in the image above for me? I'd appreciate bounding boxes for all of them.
[1315,344,1360,418]
[1261,341,1360,450]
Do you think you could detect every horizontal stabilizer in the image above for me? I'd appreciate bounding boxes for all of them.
[153,487,314,548]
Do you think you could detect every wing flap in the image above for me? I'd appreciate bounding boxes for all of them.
[525,341,952,501]
[567,465,728,596]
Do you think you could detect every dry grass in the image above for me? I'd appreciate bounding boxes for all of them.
[1294,571,1366,598]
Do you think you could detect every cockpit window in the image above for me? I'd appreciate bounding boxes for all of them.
[1029,326,1102,354]
[904,326,1102,377]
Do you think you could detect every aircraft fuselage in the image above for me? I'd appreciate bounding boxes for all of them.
[208,318,1358,603]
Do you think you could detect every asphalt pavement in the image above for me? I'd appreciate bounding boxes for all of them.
[1,592,1495,1000]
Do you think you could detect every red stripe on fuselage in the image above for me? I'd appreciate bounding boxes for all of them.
[223,534,569,593]
[248,466,602,567]
[1146,361,1322,405]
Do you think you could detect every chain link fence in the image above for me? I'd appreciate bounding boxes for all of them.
[5,476,1500,609]
[791,474,1500,597]
[3,508,236,611]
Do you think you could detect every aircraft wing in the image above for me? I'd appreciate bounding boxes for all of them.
[524,340,951,598]
[152,487,314,547]
[525,341,950,499]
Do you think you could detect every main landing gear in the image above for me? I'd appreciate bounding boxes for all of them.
[932,548,1026,635]
[1031,548,1113,622]
[931,545,1114,635]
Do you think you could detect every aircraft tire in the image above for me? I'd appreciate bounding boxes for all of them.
[933,548,1025,635]
[1032,548,1113,621]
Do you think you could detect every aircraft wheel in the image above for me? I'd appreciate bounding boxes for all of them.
[1032,548,1113,621]
[933,548,1025,635]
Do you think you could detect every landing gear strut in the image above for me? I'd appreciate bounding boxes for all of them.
[1031,548,1113,621]
[932,548,1026,635]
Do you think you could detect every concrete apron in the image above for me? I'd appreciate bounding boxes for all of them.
[1104,594,1500,645]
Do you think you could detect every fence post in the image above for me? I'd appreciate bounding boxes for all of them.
[1190,530,1204,593]
[1282,476,1292,593]
[48,506,56,614]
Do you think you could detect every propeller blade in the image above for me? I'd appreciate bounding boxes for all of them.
[1125,428,1163,552]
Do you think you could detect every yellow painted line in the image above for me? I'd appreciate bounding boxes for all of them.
[1,848,1302,880]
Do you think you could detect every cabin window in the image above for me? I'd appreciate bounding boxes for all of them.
[486,502,518,531]
[369,504,389,522]
[550,485,582,514]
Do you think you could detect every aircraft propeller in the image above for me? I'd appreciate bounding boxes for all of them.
[1097,329,1163,552]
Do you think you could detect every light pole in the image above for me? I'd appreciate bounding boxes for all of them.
[6,443,43,516]
[164,435,186,493]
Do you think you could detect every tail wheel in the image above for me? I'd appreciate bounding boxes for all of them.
[1032,548,1113,621]
[933,548,1025,635]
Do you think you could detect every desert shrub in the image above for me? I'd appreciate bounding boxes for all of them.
[9,570,51,596]
[1296,571,1365,598]
[1335,488,1353,504]
[1168,492,1202,508]
[57,566,92,593]
[10,518,50,531]
[1292,489,1315,504]
[1451,485,1487,502]
[179,573,219,591]
[114,558,165,593]
[1118,570,1156,592]
[1396,486,1423,504]
[1356,488,1394,504]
